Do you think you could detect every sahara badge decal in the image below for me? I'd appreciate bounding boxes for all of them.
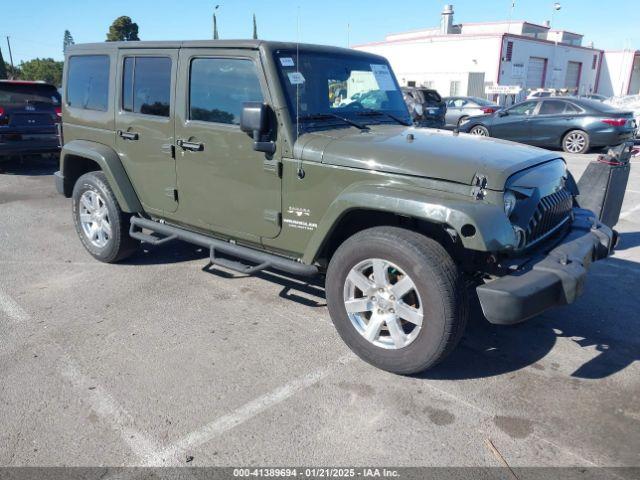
[284,206,318,231]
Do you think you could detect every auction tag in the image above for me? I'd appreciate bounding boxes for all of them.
[288,72,306,85]
[370,64,395,91]
[280,57,295,67]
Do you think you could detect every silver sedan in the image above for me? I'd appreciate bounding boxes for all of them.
[444,96,499,128]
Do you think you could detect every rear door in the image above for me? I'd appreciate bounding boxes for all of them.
[527,99,571,146]
[445,98,464,126]
[115,49,179,216]
[173,48,281,241]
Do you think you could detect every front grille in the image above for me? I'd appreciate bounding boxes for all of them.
[526,188,573,244]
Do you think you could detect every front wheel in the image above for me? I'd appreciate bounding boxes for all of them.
[326,227,468,375]
[562,130,590,154]
[72,171,138,263]
[469,125,490,136]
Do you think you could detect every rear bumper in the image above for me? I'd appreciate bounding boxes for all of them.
[590,128,635,147]
[476,209,616,325]
[0,134,60,156]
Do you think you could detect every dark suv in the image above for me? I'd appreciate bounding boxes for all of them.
[0,80,61,159]
[401,87,446,128]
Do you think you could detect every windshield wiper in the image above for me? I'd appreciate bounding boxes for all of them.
[299,113,369,130]
[355,109,412,127]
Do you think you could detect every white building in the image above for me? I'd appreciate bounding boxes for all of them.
[353,5,637,102]
[598,49,640,97]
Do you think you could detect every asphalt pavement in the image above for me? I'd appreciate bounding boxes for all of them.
[0,151,638,474]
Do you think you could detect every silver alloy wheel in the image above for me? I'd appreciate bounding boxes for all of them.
[79,190,112,248]
[470,126,488,136]
[564,132,586,153]
[343,258,424,350]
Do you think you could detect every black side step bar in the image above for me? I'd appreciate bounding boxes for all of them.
[129,216,318,277]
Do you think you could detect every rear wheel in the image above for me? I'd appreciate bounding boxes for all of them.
[469,125,489,136]
[562,130,590,154]
[72,171,138,263]
[326,227,468,374]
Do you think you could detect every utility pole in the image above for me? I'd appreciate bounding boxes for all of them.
[213,4,221,40]
[6,36,15,78]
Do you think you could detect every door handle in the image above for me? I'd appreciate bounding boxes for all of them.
[177,139,204,152]
[118,130,139,141]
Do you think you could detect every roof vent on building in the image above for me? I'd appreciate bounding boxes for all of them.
[543,20,551,28]
[441,4,454,34]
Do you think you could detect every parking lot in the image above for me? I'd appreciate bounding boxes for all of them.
[0,152,639,472]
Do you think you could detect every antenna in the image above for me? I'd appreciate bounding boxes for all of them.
[295,5,305,179]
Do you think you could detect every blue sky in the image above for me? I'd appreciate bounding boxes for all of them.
[2,0,638,64]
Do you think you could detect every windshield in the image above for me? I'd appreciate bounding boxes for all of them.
[274,50,410,132]
[0,83,60,106]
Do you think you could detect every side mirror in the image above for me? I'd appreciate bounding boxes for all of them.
[240,102,276,154]
[498,110,509,117]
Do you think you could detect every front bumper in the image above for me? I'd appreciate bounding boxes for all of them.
[476,209,616,325]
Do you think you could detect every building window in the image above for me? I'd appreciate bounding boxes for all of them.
[189,58,263,125]
[122,57,172,117]
[66,55,110,111]
[407,81,416,87]
[592,54,598,70]
[449,81,461,96]
[505,41,514,62]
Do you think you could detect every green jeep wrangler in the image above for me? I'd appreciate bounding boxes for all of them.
[55,40,616,374]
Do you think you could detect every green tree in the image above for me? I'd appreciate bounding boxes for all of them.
[19,58,64,85]
[106,16,140,42]
[63,30,75,53]
[252,14,258,40]
[0,46,7,79]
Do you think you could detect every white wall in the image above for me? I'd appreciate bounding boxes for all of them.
[598,50,639,97]
[355,34,600,98]
[355,35,502,97]
[499,36,600,94]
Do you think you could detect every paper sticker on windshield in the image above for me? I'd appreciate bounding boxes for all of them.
[288,72,306,85]
[370,64,395,91]
[280,57,295,67]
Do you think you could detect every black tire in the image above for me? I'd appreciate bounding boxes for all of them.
[326,226,468,375]
[469,125,490,136]
[562,129,590,154]
[72,171,138,263]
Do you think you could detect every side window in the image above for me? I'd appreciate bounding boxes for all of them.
[67,55,110,111]
[538,100,567,115]
[189,58,264,125]
[508,101,536,116]
[565,102,581,114]
[453,99,467,108]
[122,56,171,117]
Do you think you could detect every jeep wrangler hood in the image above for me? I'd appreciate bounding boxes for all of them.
[296,126,561,190]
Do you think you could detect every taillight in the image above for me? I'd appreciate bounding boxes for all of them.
[54,106,62,122]
[482,107,497,114]
[601,118,627,127]
[0,106,4,116]
[0,106,7,125]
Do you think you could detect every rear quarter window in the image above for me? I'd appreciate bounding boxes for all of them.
[66,55,110,111]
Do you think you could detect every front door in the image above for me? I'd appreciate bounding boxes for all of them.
[115,49,179,215]
[173,49,281,240]
[490,100,537,142]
